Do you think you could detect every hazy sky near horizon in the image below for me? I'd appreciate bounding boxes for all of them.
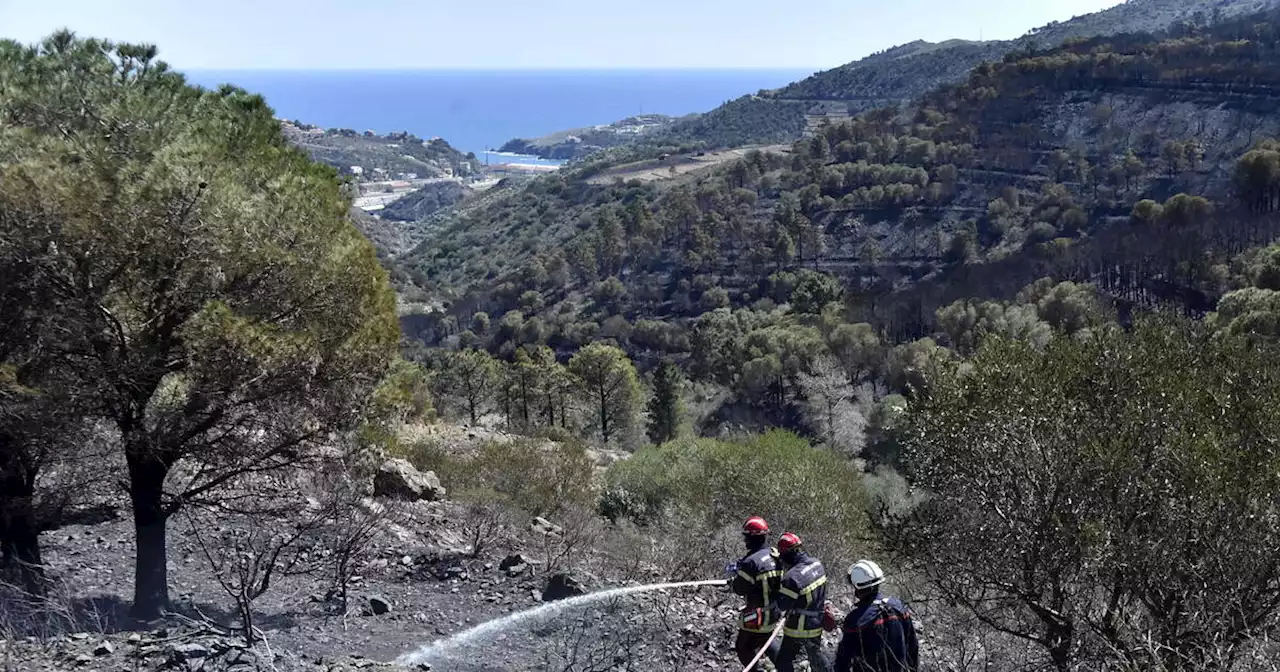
[1,0,1126,70]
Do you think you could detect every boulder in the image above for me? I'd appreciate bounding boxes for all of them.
[368,595,393,616]
[498,553,531,571]
[530,516,563,537]
[93,640,114,656]
[542,573,587,602]
[168,642,210,661]
[500,553,540,577]
[373,459,445,502]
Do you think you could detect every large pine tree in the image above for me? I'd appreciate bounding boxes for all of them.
[0,33,399,619]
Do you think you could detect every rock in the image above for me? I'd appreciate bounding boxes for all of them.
[542,573,587,602]
[499,553,533,575]
[530,516,563,537]
[127,633,142,644]
[373,458,445,502]
[74,653,93,665]
[169,642,210,661]
[94,640,114,656]
[498,553,531,570]
[368,595,392,615]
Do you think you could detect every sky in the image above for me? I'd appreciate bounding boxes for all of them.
[0,0,1127,70]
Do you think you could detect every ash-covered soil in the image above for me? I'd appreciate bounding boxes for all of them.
[3,496,840,672]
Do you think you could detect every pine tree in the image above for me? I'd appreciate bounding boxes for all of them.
[568,343,640,444]
[0,34,399,618]
[646,361,685,445]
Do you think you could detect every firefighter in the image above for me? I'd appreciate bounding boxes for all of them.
[727,516,783,670]
[775,532,833,672]
[835,560,919,672]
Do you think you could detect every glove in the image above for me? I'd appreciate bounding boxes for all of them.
[724,561,739,583]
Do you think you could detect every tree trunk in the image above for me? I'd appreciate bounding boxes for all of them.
[0,482,45,596]
[598,385,611,444]
[519,377,529,425]
[127,448,171,620]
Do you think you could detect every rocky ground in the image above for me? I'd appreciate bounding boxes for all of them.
[0,455,839,672]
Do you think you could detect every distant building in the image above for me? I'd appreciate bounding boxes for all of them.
[350,166,364,176]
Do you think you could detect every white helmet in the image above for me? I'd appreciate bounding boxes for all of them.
[847,559,886,590]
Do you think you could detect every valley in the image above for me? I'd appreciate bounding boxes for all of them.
[9,2,1280,671]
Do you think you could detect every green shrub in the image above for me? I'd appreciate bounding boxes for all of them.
[407,438,596,518]
[602,431,871,563]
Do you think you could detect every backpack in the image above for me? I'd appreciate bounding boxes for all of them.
[869,598,919,672]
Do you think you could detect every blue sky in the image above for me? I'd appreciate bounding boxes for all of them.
[1,0,1125,70]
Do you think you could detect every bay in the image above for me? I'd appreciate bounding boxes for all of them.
[186,69,816,157]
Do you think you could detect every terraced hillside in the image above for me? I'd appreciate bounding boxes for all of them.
[398,7,1280,351]
[648,0,1280,149]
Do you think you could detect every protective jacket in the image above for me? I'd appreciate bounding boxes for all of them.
[834,596,919,672]
[731,546,783,632]
[777,552,829,639]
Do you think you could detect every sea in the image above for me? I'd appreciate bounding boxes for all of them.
[185,69,816,163]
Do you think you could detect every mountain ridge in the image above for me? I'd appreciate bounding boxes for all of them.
[395,4,1280,356]
[648,0,1280,149]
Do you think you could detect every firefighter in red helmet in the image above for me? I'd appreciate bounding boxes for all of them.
[775,532,834,672]
[726,516,782,670]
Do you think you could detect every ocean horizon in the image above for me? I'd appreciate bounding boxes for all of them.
[185,69,817,157]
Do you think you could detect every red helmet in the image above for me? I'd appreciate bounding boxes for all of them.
[777,532,803,553]
[742,516,770,536]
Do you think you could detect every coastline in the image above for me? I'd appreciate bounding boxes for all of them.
[486,161,560,174]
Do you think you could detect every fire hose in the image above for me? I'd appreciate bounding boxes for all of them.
[740,620,785,672]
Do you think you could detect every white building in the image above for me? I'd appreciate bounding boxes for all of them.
[350,166,364,176]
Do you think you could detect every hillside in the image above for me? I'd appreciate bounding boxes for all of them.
[379,180,471,223]
[499,114,688,160]
[647,0,1280,149]
[282,121,482,180]
[13,26,1280,672]
[397,7,1280,353]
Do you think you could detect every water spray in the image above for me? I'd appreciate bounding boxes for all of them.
[395,578,725,667]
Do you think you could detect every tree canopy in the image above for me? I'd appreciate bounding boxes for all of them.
[896,318,1280,671]
[0,33,399,618]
